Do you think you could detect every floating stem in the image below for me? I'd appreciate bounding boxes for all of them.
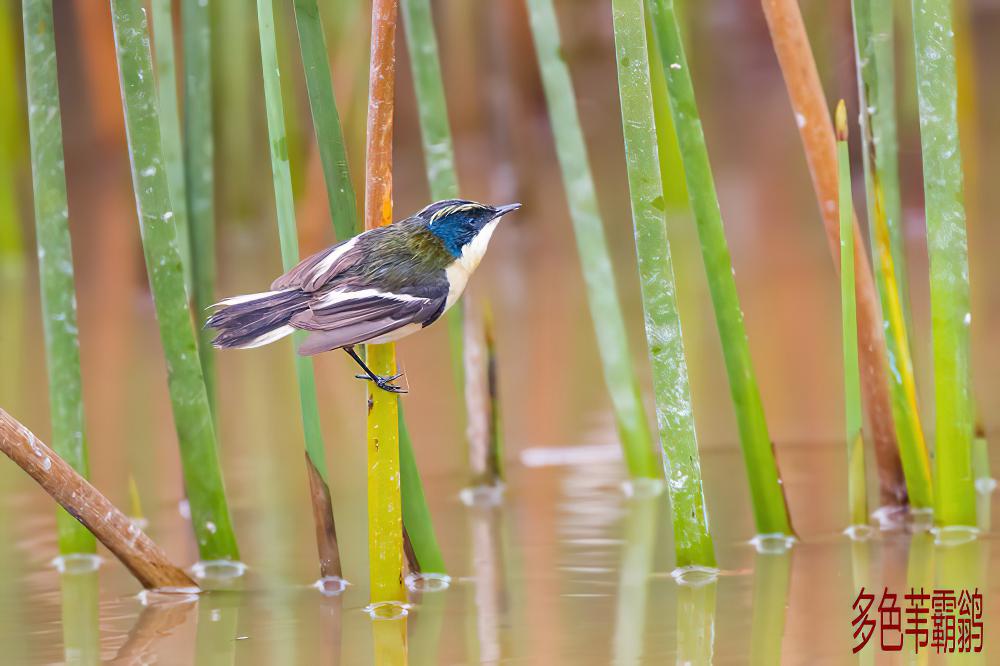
[648,0,792,534]
[851,0,932,511]
[365,0,406,605]
[525,0,658,479]
[911,0,976,528]
[21,0,95,556]
[110,0,239,561]
[836,101,868,527]
[0,409,198,589]
[256,0,342,579]
[610,0,714,568]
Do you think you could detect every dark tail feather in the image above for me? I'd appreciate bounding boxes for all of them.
[205,289,310,349]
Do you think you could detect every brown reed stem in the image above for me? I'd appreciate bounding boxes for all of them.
[0,409,197,590]
[761,0,906,506]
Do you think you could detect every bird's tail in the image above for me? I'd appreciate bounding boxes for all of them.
[205,289,309,349]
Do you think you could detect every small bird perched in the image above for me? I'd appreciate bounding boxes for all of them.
[207,199,520,393]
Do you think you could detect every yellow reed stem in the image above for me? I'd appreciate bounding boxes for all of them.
[364,0,405,606]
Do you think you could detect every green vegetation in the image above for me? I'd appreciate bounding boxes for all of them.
[911,0,976,528]
[610,0,714,568]
[851,0,933,511]
[400,0,467,395]
[647,0,792,535]
[256,0,341,578]
[293,0,359,240]
[835,101,867,528]
[151,0,192,292]
[109,0,239,561]
[21,0,95,555]
[182,0,217,409]
[0,3,23,261]
[399,408,447,574]
[525,0,658,479]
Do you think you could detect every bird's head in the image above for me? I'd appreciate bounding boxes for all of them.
[418,199,521,258]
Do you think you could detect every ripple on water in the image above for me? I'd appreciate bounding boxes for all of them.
[51,553,102,574]
[405,572,451,592]
[364,601,411,620]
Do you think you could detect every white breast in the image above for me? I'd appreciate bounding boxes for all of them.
[444,219,500,310]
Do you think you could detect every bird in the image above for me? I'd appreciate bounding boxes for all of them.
[206,199,520,393]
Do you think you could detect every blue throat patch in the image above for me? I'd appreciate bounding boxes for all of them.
[427,213,481,257]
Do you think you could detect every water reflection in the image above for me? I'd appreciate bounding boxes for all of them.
[749,548,791,664]
[467,499,508,662]
[195,591,241,665]
[675,577,717,664]
[60,570,99,666]
[111,595,195,663]
[373,616,407,666]
[612,491,659,665]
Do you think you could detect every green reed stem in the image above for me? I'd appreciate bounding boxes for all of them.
[110,0,239,561]
[256,0,342,578]
[400,0,466,393]
[0,3,23,260]
[213,0,257,219]
[911,0,976,528]
[399,0,459,201]
[22,0,95,556]
[648,0,792,535]
[399,406,446,574]
[851,0,913,339]
[851,0,933,511]
[151,0,192,294]
[525,0,658,479]
[400,1,480,568]
[610,0,714,568]
[182,0,217,411]
[292,0,358,241]
[836,101,868,527]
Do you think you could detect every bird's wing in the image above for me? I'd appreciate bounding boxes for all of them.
[270,236,365,292]
[292,281,448,355]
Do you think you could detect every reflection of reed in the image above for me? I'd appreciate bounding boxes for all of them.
[408,583,447,665]
[111,596,195,663]
[935,539,985,663]
[906,532,933,662]
[850,538,874,666]
[195,592,240,665]
[469,503,508,663]
[749,550,791,663]
[60,571,100,666]
[373,616,407,666]
[675,579,717,664]
[612,493,659,665]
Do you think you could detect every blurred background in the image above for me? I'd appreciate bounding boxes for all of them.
[0,0,998,662]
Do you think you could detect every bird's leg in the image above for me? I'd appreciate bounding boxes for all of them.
[343,345,407,394]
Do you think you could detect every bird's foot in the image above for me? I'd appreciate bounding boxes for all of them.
[355,372,407,394]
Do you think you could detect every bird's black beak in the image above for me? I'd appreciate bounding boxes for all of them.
[494,203,522,218]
